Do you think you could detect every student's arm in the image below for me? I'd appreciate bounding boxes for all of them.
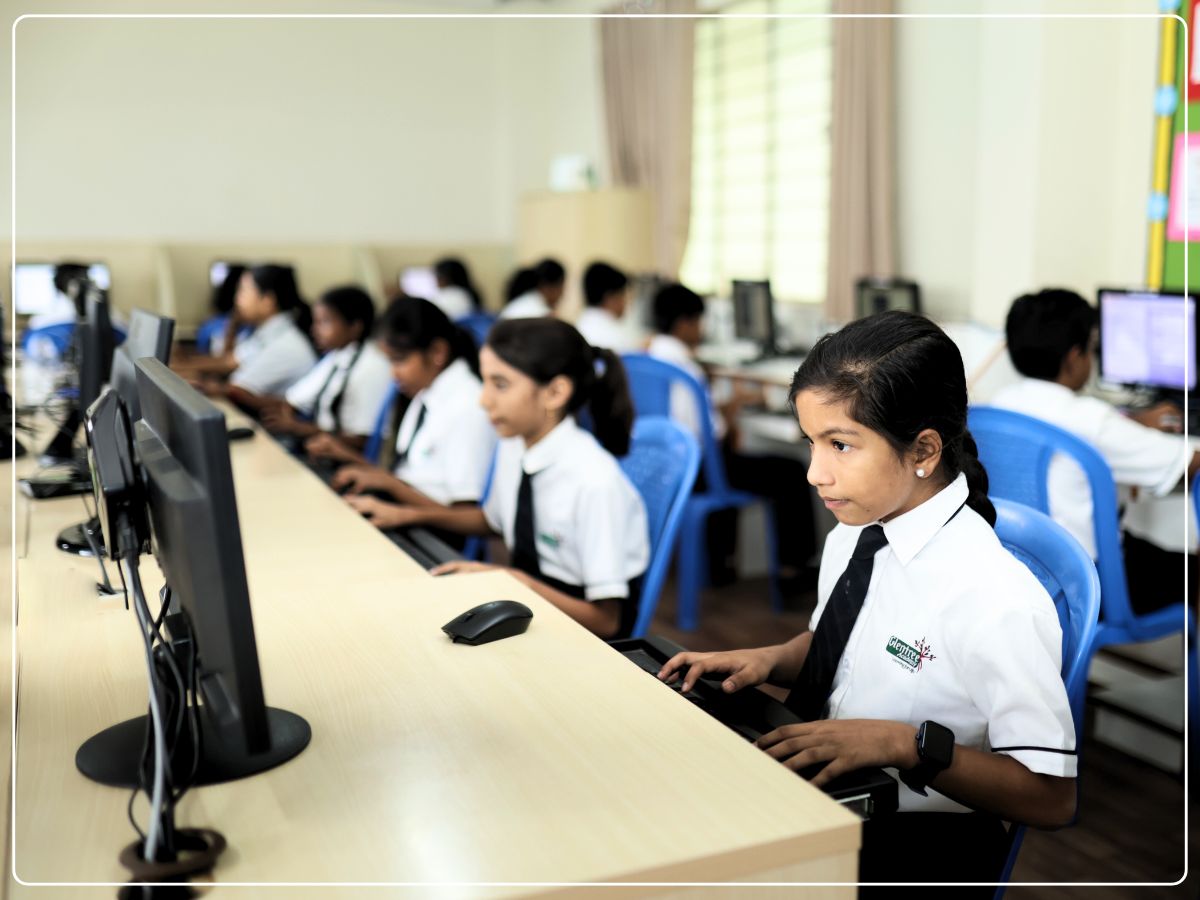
[225,384,280,415]
[172,353,238,379]
[306,433,370,465]
[260,402,321,438]
[659,631,814,692]
[346,497,493,536]
[756,722,1074,829]
[332,466,445,509]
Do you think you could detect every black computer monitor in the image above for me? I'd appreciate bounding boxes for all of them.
[111,309,175,420]
[75,360,310,787]
[732,279,776,353]
[1098,288,1196,393]
[39,291,116,466]
[855,278,922,319]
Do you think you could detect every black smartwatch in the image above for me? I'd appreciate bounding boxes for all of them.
[899,721,955,796]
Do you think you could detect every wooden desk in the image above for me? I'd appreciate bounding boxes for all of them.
[10,407,859,895]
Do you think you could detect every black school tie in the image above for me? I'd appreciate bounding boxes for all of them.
[786,524,889,721]
[511,469,541,578]
[394,403,428,468]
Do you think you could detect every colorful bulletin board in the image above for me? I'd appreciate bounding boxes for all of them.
[1159,0,1198,290]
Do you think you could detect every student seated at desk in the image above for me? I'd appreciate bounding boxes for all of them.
[576,261,635,351]
[259,286,393,451]
[498,258,565,320]
[991,288,1199,612]
[660,312,1077,884]
[178,264,317,411]
[315,297,495,546]
[430,256,484,320]
[381,318,650,640]
[648,282,818,590]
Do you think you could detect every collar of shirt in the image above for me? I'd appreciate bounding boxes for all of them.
[521,415,582,476]
[507,292,550,317]
[256,313,296,342]
[878,472,969,566]
[416,356,476,412]
[647,333,693,365]
[328,341,362,370]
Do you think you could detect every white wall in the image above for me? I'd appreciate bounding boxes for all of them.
[896,0,1159,327]
[2,1,608,246]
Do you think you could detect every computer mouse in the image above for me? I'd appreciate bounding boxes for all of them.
[442,600,533,645]
[227,426,255,441]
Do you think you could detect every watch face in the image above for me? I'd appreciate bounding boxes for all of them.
[921,722,955,765]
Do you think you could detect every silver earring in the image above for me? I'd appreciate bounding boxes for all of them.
[916,468,926,478]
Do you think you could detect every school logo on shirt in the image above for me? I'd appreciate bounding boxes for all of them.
[538,531,563,549]
[886,636,937,673]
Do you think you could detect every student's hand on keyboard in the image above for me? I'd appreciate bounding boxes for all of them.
[332,464,391,496]
[305,433,361,464]
[344,494,415,529]
[658,647,778,695]
[755,719,919,787]
[1130,401,1184,433]
[259,403,296,434]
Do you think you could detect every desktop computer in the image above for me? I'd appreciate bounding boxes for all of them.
[732,279,778,356]
[854,277,922,320]
[14,260,110,317]
[76,359,311,788]
[400,266,439,301]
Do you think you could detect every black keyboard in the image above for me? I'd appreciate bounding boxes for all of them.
[611,636,898,820]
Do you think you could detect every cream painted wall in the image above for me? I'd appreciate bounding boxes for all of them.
[895,1,1158,327]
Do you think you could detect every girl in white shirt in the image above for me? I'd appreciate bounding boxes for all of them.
[331,298,496,542]
[576,261,636,351]
[386,318,650,640]
[430,257,484,321]
[181,264,317,411]
[260,286,392,450]
[659,311,1077,884]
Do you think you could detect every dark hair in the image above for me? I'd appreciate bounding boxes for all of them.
[505,267,539,303]
[1005,288,1097,381]
[583,261,628,307]
[53,262,92,316]
[485,318,634,457]
[212,264,246,314]
[248,264,312,338]
[318,285,377,338]
[434,257,484,310]
[789,310,995,527]
[653,282,705,334]
[534,258,565,287]
[379,295,479,377]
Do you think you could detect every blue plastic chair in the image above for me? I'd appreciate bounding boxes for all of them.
[969,405,1196,664]
[462,449,497,562]
[456,312,498,349]
[363,383,401,464]
[195,314,230,354]
[621,353,781,629]
[618,416,702,637]
[20,322,78,359]
[990,497,1100,897]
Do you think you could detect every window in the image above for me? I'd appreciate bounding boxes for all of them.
[680,0,833,303]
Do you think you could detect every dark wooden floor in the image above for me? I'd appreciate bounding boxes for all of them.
[647,575,1196,895]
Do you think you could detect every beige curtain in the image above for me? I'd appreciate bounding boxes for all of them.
[599,0,696,278]
[825,0,897,322]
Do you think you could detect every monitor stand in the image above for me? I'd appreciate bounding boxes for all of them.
[58,516,104,556]
[38,403,83,468]
[75,705,311,789]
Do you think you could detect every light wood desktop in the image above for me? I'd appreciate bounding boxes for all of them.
[8,407,860,896]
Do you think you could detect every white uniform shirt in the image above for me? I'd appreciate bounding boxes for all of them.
[576,307,635,352]
[392,357,495,505]
[483,416,650,600]
[431,285,474,321]
[646,333,727,441]
[230,313,318,396]
[990,377,1188,557]
[283,341,393,436]
[27,290,78,330]
[812,473,1076,813]
[498,291,551,320]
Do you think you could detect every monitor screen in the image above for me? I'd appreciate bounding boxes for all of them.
[399,267,438,301]
[732,280,775,350]
[1098,289,1196,392]
[14,261,110,316]
[111,309,174,420]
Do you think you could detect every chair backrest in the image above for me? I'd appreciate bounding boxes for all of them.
[990,497,1099,896]
[619,416,702,637]
[455,312,498,349]
[992,498,1100,709]
[20,322,77,360]
[620,352,732,494]
[364,382,401,465]
[969,405,1133,630]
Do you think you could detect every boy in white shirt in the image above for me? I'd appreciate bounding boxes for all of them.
[576,261,636,352]
[991,288,1199,612]
[498,258,565,320]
